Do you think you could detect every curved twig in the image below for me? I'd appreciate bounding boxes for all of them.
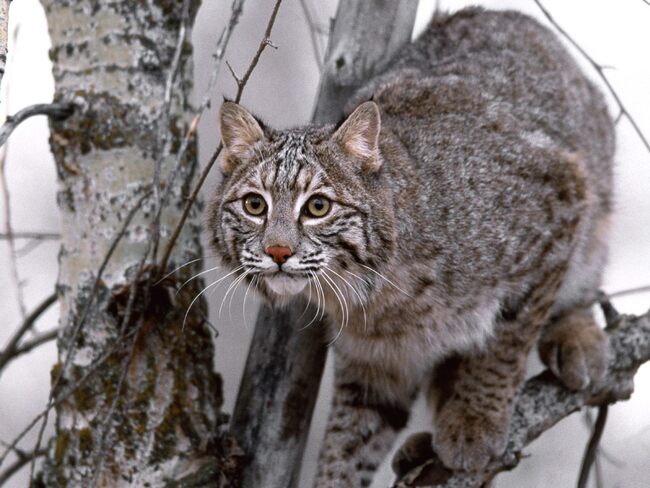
[0,103,74,147]
[0,292,57,374]
[533,0,650,157]
[158,0,284,276]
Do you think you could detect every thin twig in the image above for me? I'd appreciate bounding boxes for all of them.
[12,328,58,357]
[150,0,191,263]
[0,292,57,374]
[0,103,74,148]
[90,241,154,485]
[90,319,144,486]
[577,405,609,488]
[0,447,46,487]
[27,189,151,480]
[607,284,650,299]
[158,0,284,277]
[153,0,245,272]
[0,324,143,469]
[0,131,26,320]
[0,231,60,240]
[533,0,650,157]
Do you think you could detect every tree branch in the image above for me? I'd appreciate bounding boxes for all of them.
[0,292,57,375]
[157,0,248,276]
[533,0,650,158]
[394,300,650,487]
[0,447,46,487]
[0,231,60,240]
[0,103,74,147]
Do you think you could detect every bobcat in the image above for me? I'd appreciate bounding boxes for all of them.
[208,7,613,487]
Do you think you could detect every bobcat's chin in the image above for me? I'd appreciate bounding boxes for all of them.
[264,274,308,297]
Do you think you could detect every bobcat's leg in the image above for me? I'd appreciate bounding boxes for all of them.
[539,307,609,390]
[431,266,566,472]
[314,364,416,487]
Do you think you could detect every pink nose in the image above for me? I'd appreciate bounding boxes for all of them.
[265,246,292,264]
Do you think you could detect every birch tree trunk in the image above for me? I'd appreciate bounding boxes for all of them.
[39,1,232,486]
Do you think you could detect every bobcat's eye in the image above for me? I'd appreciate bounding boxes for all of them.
[243,193,267,216]
[304,195,330,218]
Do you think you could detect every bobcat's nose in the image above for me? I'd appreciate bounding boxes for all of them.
[265,246,293,265]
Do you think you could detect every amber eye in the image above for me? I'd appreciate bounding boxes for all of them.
[304,195,330,218]
[243,193,267,216]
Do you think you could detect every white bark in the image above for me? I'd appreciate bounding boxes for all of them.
[39,1,230,486]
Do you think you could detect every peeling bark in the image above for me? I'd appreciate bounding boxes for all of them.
[39,1,230,486]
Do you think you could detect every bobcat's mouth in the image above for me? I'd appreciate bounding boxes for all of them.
[264,273,308,296]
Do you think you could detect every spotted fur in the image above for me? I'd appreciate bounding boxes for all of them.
[207,7,614,486]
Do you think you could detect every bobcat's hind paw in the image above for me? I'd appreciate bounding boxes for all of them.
[539,320,609,391]
[433,403,509,472]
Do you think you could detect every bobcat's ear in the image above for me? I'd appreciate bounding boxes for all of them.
[332,101,381,173]
[220,101,265,174]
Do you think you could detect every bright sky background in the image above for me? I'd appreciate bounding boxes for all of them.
[0,1,648,487]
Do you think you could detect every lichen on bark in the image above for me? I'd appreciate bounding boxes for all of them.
[38,1,231,486]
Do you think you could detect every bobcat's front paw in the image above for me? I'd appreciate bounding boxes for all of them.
[539,319,609,391]
[392,431,435,478]
[433,402,509,471]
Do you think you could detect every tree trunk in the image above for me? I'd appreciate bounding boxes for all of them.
[39,1,232,486]
[230,1,418,487]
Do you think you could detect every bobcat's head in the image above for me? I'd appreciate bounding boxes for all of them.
[207,101,395,304]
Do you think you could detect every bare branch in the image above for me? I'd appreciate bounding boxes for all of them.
[0,292,57,375]
[0,231,60,240]
[150,0,191,263]
[394,299,650,487]
[0,103,74,148]
[0,324,144,470]
[0,447,46,487]
[25,189,151,481]
[158,0,283,277]
[577,405,608,488]
[154,0,245,277]
[12,328,59,357]
[533,0,650,158]
[607,284,650,299]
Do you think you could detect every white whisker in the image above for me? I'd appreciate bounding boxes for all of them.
[242,274,258,330]
[301,272,321,330]
[181,266,245,330]
[321,270,348,346]
[296,274,313,322]
[155,255,219,285]
[326,266,368,331]
[359,263,413,298]
[219,268,248,319]
[176,265,223,295]
[228,270,251,322]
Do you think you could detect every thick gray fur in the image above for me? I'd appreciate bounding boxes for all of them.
[208,7,614,487]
